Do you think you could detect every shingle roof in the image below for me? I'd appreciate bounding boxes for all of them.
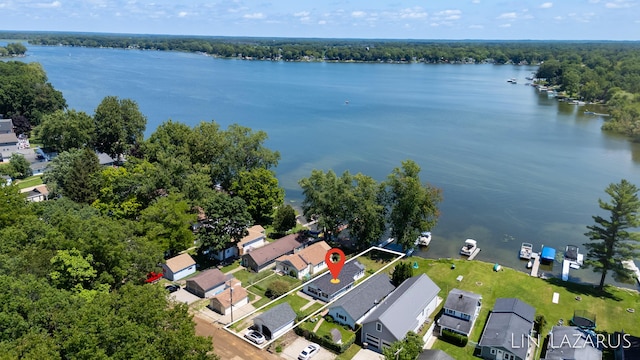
[544,326,602,360]
[211,285,248,308]
[0,132,18,144]
[363,274,441,340]
[165,253,196,273]
[254,302,296,332]
[417,350,455,360]
[276,241,331,271]
[479,298,535,360]
[443,288,482,314]
[330,273,396,321]
[187,268,229,291]
[308,260,365,297]
[0,119,13,133]
[237,225,265,248]
[245,233,306,267]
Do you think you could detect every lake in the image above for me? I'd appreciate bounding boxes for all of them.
[12,44,640,285]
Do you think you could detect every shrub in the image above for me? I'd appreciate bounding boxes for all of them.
[265,280,289,299]
[441,329,468,347]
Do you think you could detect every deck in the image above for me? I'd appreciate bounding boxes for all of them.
[467,248,481,260]
[561,259,570,281]
[530,253,541,277]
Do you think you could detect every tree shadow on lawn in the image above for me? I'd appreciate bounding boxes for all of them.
[544,277,622,301]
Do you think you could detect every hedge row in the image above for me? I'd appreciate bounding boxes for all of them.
[294,326,356,354]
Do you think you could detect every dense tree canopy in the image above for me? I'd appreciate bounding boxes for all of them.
[94,96,147,159]
[34,109,95,152]
[230,168,284,224]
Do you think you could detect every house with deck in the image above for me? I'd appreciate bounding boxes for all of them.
[302,260,365,302]
[327,273,396,329]
[438,288,482,337]
[360,274,441,353]
[275,240,330,279]
[162,253,197,281]
[478,298,535,360]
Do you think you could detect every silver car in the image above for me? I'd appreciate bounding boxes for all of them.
[298,343,320,360]
[244,330,266,344]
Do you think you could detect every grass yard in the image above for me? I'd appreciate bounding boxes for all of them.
[220,259,242,273]
[14,174,43,189]
[413,257,640,359]
[335,344,362,360]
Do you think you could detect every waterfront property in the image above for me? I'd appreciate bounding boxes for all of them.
[241,233,308,272]
[185,268,233,298]
[302,260,365,302]
[543,326,602,360]
[162,253,197,281]
[360,274,441,353]
[275,240,330,279]
[478,298,535,360]
[438,288,482,337]
[327,273,396,329]
[252,302,296,340]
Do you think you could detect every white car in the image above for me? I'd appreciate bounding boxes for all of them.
[298,343,320,360]
[244,330,266,344]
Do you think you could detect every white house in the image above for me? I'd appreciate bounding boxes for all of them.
[253,303,296,340]
[209,280,249,316]
[162,253,197,281]
[275,240,330,279]
[237,225,267,255]
[438,288,482,337]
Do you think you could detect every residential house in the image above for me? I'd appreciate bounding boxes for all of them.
[327,273,396,329]
[253,302,296,340]
[241,233,307,272]
[209,280,248,316]
[478,298,535,360]
[543,326,602,360]
[614,331,640,360]
[237,225,267,255]
[21,185,50,202]
[0,118,13,134]
[417,350,455,360]
[302,260,365,302]
[0,132,18,160]
[185,268,232,298]
[360,274,441,353]
[275,240,331,279]
[438,288,482,337]
[97,152,118,166]
[162,253,197,281]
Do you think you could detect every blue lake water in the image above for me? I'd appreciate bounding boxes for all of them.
[11,44,640,285]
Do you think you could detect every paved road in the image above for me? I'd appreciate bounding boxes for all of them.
[193,314,280,360]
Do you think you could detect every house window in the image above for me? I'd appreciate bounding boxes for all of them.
[490,348,496,355]
[376,323,382,332]
[338,314,346,321]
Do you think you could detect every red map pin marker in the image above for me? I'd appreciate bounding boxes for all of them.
[325,248,346,284]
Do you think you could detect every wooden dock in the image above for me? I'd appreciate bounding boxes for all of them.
[530,253,541,277]
[467,248,481,261]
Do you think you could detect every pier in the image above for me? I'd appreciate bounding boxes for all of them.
[561,260,570,281]
[467,248,481,261]
[530,253,541,277]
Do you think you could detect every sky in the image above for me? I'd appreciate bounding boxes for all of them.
[1,0,639,40]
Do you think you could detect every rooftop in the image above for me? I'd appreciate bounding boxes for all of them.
[244,233,307,267]
[308,260,365,298]
[276,241,331,271]
[164,253,196,273]
[330,273,396,321]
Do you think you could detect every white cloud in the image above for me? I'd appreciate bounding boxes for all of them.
[472,0,480,3]
[294,11,309,17]
[318,20,326,25]
[399,7,428,19]
[540,2,553,8]
[31,1,61,8]
[469,24,484,29]
[178,11,187,17]
[605,0,635,8]
[243,12,265,19]
[436,9,461,20]
[497,12,517,19]
[499,23,512,27]
[554,16,564,20]
[351,11,366,18]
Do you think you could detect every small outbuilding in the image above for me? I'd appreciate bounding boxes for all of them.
[209,281,248,316]
[162,253,197,281]
[185,268,232,298]
[253,302,296,340]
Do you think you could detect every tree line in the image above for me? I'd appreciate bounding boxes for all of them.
[0,42,27,57]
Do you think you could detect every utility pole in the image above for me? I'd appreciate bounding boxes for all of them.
[230,284,234,323]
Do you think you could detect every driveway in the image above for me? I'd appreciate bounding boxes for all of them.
[280,337,336,360]
[196,303,257,325]
[351,349,384,360]
[170,288,201,304]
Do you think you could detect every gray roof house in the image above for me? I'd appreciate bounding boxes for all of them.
[327,273,396,329]
[302,260,365,302]
[361,274,441,353]
[543,326,602,360]
[479,298,535,360]
[417,350,455,360]
[253,302,296,340]
[241,233,307,272]
[185,268,232,298]
[438,288,482,337]
[0,118,13,134]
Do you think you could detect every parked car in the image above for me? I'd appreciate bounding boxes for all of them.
[165,284,180,293]
[244,330,266,344]
[298,343,320,360]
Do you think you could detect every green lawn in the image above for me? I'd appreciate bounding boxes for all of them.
[14,174,43,189]
[220,259,242,273]
[335,344,362,360]
[414,258,640,359]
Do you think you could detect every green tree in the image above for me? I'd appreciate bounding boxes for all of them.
[346,173,385,250]
[299,170,352,240]
[391,262,414,286]
[584,179,640,290]
[93,96,147,159]
[91,166,143,219]
[0,183,30,228]
[230,168,284,224]
[49,248,97,291]
[266,280,290,298]
[196,191,252,256]
[5,42,27,55]
[273,204,297,234]
[382,331,424,360]
[33,109,95,152]
[139,193,196,257]
[383,160,442,250]
[43,148,100,203]
[9,153,32,179]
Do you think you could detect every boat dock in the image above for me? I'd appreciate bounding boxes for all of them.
[467,248,481,260]
[622,260,640,285]
[562,259,570,281]
[530,253,541,277]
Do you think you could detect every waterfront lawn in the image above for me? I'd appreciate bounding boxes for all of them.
[413,258,640,359]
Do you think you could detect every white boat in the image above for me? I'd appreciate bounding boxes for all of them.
[415,231,432,246]
[519,242,533,260]
[507,78,517,83]
[460,239,477,256]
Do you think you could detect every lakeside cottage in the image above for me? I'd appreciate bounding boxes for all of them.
[275,240,330,279]
[302,260,365,302]
[543,326,602,360]
[241,233,308,272]
[438,288,482,337]
[478,298,535,360]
